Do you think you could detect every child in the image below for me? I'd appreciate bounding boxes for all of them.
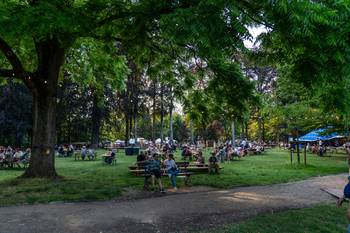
[208,152,219,174]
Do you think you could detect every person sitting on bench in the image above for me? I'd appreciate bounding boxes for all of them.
[194,151,205,166]
[208,152,219,174]
[57,145,64,157]
[105,149,115,165]
[12,148,23,167]
[87,148,95,160]
[81,146,87,160]
[137,151,146,163]
[164,154,178,190]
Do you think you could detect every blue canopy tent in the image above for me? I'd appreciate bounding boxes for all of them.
[291,128,343,166]
[298,128,343,142]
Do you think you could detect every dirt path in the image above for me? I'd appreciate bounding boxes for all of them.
[0,174,347,233]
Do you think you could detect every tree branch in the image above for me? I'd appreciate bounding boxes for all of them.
[0,69,16,78]
[0,68,35,89]
[0,37,37,89]
[0,37,26,75]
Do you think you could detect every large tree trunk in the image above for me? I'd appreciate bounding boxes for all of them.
[190,117,194,145]
[258,110,262,143]
[160,83,164,144]
[23,40,65,178]
[91,93,102,149]
[23,92,58,177]
[133,99,138,141]
[129,112,133,140]
[152,80,157,142]
[231,120,235,146]
[169,87,174,145]
[124,113,129,146]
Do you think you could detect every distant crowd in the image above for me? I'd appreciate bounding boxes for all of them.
[280,140,350,156]
[0,146,31,168]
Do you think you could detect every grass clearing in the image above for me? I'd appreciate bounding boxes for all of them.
[203,204,347,233]
[0,149,347,206]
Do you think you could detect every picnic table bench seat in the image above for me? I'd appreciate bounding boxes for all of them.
[140,170,192,186]
[129,162,221,174]
[129,161,190,170]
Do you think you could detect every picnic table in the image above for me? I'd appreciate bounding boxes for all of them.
[101,154,116,165]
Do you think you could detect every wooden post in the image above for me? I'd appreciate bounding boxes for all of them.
[296,131,300,164]
[290,145,293,165]
[304,142,307,165]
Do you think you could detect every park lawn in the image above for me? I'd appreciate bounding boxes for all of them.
[192,149,349,188]
[203,204,347,233]
[0,149,347,206]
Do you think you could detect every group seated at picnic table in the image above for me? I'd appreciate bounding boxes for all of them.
[56,144,97,161]
[305,141,350,156]
[56,144,75,157]
[102,149,116,165]
[181,140,265,164]
[133,151,189,192]
[0,146,31,168]
[129,147,220,191]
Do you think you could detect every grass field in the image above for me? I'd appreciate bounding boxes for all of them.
[203,205,347,233]
[0,149,347,206]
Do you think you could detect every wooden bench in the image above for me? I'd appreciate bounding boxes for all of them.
[129,161,192,186]
[141,171,192,187]
[129,161,189,170]
[129,162,221,175]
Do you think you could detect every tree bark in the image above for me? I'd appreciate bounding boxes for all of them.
[258,110,262,143]
[160,83,164,144]
[190,117,194,145]
[152,80,157,142]
[125,112,129,146]
[23,92,58,177]
[133,99,138,141]
[22,39,65,178]
[169,86,174,145]
[91,93,102,148]
[129,112,133,140]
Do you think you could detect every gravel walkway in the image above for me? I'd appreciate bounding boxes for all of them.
[0,174,347,233]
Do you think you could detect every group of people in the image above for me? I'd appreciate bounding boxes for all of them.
[203,141,263,164]
[144,142,176,157]
[56,144,96,160]
[137,151,179,192]
[56,144,75,157]
[103,149,116,164]
[80,146,96,160]
[0,146,31,168]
